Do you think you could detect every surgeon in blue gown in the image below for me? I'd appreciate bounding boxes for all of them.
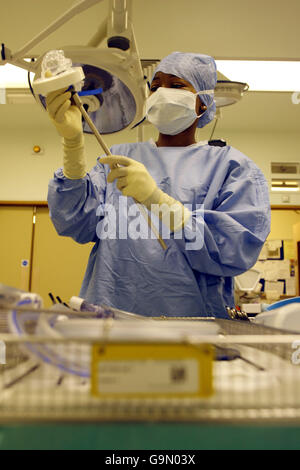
[46,52,270,318]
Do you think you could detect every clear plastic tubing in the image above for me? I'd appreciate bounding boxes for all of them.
[69,296,113,318]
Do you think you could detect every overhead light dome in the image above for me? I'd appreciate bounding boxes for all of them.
[215,72,249,107]
[33,46,147,135]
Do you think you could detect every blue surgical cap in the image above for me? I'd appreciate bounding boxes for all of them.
[151,52,217,128]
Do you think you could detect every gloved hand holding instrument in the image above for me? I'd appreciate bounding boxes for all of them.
[99,155,191,234]
[34,50,173,250]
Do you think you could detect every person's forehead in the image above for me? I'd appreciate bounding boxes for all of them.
[152,72,189,81]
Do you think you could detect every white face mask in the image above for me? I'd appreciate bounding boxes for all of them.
[145,87,214,136]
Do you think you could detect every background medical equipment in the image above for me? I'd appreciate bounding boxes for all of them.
[235,268,261,293]
[254,297,300,331]
[225,306,249,321]
[234,268,264,315]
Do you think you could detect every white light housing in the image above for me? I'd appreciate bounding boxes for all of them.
[214,80,248,107]
[235,268,261,292]
[32,46,148,134]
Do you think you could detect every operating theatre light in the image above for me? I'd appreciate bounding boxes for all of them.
[0,0,249,134]
[33,46,145,134]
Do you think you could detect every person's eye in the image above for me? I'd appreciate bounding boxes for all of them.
[150,85,159,92]
[171,83,185,88]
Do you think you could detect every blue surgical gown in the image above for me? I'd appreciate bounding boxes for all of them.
[48,140,270,318]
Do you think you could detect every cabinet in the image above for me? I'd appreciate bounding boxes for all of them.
[0,204,93,308]
[0,206,33,291]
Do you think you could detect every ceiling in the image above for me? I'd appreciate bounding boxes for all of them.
[1,0,300,132]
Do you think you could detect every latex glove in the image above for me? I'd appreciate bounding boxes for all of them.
[62,133,87,179]
[45,72,86,179]
[99,155,157,203]
[100,155,191,232]
[45,72,83,140]
[143,188,192,233]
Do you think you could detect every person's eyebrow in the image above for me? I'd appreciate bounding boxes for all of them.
[152,74,181,80]
[151,74,188,84]
[169,76,188,82]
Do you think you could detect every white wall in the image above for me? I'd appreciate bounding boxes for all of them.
[217,130,300,206]
[0,104,143,201]
[0,102,300,202]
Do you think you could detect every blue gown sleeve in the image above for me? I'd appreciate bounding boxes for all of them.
[174,153,271,277]
[47,163,107,244]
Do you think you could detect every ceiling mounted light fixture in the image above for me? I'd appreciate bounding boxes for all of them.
[214,73,249,107]
[0,0,249,134]
[0,0,148,134]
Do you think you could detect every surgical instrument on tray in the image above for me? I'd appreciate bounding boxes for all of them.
[215,345,265,371]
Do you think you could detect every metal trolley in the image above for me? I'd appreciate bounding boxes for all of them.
[1,308,300,424]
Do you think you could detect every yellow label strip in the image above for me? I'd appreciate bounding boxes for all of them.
[91,342,214,399]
